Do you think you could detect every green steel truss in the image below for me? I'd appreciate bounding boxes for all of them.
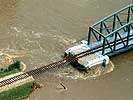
[88,4,133,55]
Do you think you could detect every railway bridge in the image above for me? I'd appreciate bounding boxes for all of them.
[65,4,133,69]
[0,4,133,88]
[88,4,133,56]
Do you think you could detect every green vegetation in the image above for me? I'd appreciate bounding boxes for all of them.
[0,61,21,78]
[0,61,36,100]
[0,82,34,100]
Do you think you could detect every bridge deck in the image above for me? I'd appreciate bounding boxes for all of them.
[65,30,133,69]
[0,4,132,88]
[87,30,133,55]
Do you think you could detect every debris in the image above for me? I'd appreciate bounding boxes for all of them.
[57,82,67,91]
[60,83,67,90]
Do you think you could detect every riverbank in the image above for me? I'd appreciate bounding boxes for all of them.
[0,82,34,100]
[0,61,22,78]
[0,61,38,100]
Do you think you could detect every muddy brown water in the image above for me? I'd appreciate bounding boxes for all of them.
[0,0,132,100]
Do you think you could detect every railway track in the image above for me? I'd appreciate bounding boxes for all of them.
[0,35,132,88]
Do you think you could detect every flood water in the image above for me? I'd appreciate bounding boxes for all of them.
[0,0,132,100]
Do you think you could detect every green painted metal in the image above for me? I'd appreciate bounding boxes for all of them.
[107,45,133,57]
[88,4,133,56]
[91,4,133,27]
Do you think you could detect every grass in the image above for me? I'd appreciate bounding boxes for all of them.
[0,61,21,78]
[0,82,34,100]
[0,61,36,100]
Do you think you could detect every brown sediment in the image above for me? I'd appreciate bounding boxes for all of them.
[0,0,132,100]
[0,53,26,69]
[0,53,14,68]
[32,82,42,91]
[55,61,114,80]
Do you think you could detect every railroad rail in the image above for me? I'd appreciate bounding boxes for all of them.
[0,4,132,88]
[0,35,132,88]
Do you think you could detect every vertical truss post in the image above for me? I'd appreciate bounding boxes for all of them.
[88,27,92,45]
[112,14,116,32]
[113,32,117,51]
[99,22,103,41]
[103,22,110,34]
[131,7,133,13]
[116,15,126,32]
[102,37,106,55]
[126,24,130,46]
[127,7,131,23]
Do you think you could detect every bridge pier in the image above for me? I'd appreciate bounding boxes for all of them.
[65,4,133,70]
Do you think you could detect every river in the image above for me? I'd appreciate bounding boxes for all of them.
[0,0,132,100]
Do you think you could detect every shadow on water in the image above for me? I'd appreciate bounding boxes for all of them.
[70,61,88,72]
